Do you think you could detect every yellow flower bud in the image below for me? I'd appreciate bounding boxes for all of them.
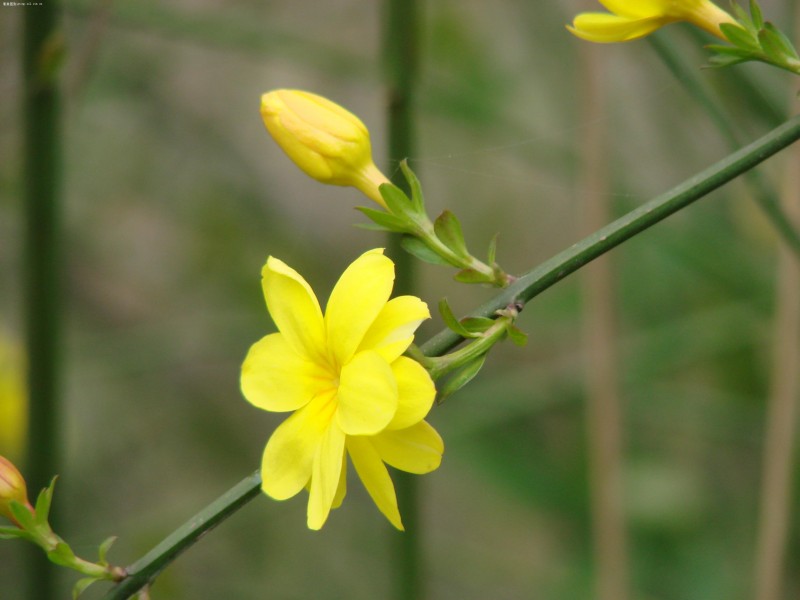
[567,0,737,43]
[260,89,390,208]
[0,455,33,525]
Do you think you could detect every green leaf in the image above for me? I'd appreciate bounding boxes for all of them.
[437,354,487,403]
[34,478,57,525]
[438,298,477,338]
[433,210,470,258]
[487,233,498,266]
[729,3,757,35]
[454,268,494,284]
[356,206,411,233]
[378,183,414,218]
[507,324,528,347]
[707,52,753,68]
[73,577,99,599]
[98,536,117,564]
[460,316,495,334]
[0,525,36,541]
[761,23,799,60]
[400,236,453,266]
[749,0,763,29]
[707,44,757,58]
[9,500,36,530]
[719,23,760,52]
[399,160,426,215]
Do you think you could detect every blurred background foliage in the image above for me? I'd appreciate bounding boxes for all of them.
[1,0,799,598]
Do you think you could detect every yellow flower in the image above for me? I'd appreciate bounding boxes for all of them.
[241,249,443,530]
[260,89,391,208]
[0,333,26,462]
[0,455,33,525]
[567,0,736,43]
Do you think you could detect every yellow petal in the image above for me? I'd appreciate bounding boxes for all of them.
[262,256,327,363]
[307,423,346,530]
[261,390,336,501]
[331,454,347,510]
[358,296,430,363]
[386,356,436,430]
[336,350,398,435]
[241,333,332,413]
[598,0,667,18]
[372,421,444,474]
[325,249,394,367]
[568,13,665,42]
[346,436,403,530]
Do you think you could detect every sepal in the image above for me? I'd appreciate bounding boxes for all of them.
[401,236,452,266]
[708,1,800,75]
[433,210,470,259]
[436,354,487,403]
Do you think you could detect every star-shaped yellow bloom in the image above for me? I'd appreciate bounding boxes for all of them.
[241,249,443,530]
[567,0,736,43]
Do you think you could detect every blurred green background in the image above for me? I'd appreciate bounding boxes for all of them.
[1,0,799,598]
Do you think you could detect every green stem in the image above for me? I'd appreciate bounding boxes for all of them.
[425,314,514,380]
[23,3,64,600]
[420,113,800,359]
[648,34,800,257]
[98,113,800,600]
[384,0,423,598]
[414,220,509,285]
[101,471,261,600]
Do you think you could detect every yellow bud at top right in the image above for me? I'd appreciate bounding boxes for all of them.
[567,0,737,43]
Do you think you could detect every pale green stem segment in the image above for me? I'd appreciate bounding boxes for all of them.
[99,114,800,600]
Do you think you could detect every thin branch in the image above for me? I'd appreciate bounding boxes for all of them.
[647,33,800,258]
[100,114,800,600]
[102,471,262,600]
[422,113,800,358]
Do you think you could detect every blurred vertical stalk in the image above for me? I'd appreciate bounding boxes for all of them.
[579,46,629,600]
[752,99,800,600]
[384,1,423,599]
[23,3,64,600]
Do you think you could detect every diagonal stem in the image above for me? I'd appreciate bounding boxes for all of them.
[647,33,800,258]
[101,471,261,600]
[100,113,800,600]
[421,113,800,358]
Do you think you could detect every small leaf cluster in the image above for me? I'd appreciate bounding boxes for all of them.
[431,300,528,402]
[0,479,124,598]
[708,0,800,75]
[358,161,514,287]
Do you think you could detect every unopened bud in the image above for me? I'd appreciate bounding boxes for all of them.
[0,455,33,525]
[260,89,390,207]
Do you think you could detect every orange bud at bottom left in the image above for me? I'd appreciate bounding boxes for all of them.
[0,455,33,525]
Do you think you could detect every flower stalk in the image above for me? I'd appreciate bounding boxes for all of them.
[0,467,125,598]
[363,161,516,287]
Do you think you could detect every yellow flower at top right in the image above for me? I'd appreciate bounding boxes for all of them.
[567,0,737,43]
